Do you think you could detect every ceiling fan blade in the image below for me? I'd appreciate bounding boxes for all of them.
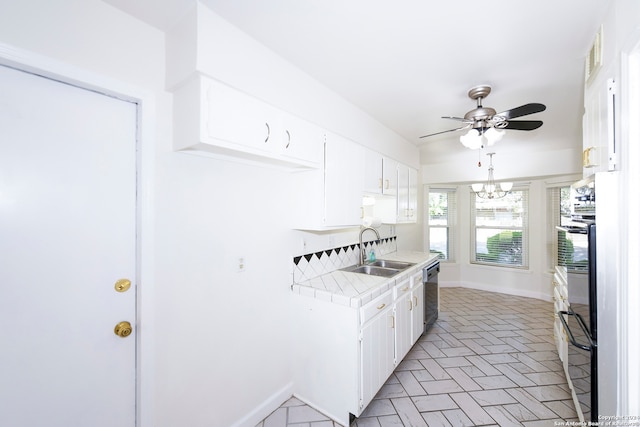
[504,120,543,131]
[497,103,546,120]
[419,125,469,138]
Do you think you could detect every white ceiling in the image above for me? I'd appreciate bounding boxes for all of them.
[103,0,609,161]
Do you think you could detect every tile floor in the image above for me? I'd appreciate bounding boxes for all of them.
[256,287,578,427]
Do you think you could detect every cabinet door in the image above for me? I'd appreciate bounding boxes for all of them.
[279,112,324,167]
[394,292,412,363]
[411,283,425,344]
[382,157,398,196]
[397,164,409,222]
[408,167,418,221]
[324,133,365,226]
[363,149,383,194]
[397,165,418,223]
[205,78,277,153]
[582,77,616,176]
[360,308,395,410]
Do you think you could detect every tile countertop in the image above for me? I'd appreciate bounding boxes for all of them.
[291,251,440,309]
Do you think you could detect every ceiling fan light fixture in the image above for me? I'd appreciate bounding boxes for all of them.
[484,127,505,146]
[459,129,483,149]
[419,85,546,142]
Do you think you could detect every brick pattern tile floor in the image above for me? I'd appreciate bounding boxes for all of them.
[256,287,578,427]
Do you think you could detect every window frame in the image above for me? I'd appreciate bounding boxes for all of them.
[470,186,530,269]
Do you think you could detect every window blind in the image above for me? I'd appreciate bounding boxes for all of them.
[428,188,457,262]
[548,185,572,268]
[471,188,529,268]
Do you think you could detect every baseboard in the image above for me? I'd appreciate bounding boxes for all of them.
[292,393,349,427]
[439,280,553,302]
[230,382,294,427]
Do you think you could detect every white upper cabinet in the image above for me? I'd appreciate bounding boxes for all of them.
[363,148,420,224]
[363,150,397,196]
[324,133,366,227]
[172,74,323,169]
[279,110,325,166]
[397,165,418,223]
[582,76,617,177]
[292,132,365,230]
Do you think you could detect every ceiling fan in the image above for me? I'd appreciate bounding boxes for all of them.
[419,85,546,148]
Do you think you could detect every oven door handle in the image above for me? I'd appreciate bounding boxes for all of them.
[558,310,595,351]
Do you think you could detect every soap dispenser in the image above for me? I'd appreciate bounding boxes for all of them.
[369,248,376,262]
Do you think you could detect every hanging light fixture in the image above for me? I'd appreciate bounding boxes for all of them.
[472,152,513,199]
[459,126,506,150]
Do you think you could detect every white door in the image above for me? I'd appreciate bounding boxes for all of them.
[0,64,137,426]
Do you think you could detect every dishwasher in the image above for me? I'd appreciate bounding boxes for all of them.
[423,261,440,332]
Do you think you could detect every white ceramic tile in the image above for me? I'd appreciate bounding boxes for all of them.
[390,397,428,427]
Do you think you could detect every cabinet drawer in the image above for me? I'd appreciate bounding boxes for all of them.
[410,271,423,287]
[394,280,411,299]
[361,291,393,325]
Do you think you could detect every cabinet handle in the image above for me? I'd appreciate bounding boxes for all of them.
[264,122,270,143]
[414,296,418,307]
[285,130,291,149]
[377,303,386,310]
[401,286,409,292]
[378,178,383,189]
[385,179,390,189]
[408,300,413,311]
[390,315,395,328]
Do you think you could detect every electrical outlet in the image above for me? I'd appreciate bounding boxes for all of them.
[238,257,246,272]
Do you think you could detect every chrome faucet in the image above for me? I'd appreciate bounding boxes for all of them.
[359,226,380,265]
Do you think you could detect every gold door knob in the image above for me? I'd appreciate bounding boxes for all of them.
[114,321,132,338]
[114,279,131,293]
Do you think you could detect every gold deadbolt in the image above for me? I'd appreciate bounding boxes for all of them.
[114,278,131,293]
[114,321,133,338]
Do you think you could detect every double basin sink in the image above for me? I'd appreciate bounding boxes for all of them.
[341,260,415,278]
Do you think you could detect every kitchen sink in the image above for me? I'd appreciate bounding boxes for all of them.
[341,264,400,278]
[367,260,415,270]
[340,259,416,277]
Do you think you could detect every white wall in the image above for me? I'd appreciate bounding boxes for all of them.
[596,0,640,417]
[0,1,422,426]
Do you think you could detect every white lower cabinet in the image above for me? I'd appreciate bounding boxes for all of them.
[411,282,425,345]
[394,278,413,363]
[359,292,395,410]
[292,266,429,425]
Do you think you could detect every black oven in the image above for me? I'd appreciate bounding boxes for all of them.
[557,222,597,422]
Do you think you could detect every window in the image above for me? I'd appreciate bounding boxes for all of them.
[428,189,456,261]
[471,189,529,268]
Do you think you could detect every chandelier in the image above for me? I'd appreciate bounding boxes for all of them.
[459,126,505,150]
[472,152,513,199]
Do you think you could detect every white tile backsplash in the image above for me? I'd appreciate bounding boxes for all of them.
[292,236,397,284]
